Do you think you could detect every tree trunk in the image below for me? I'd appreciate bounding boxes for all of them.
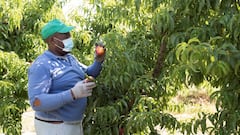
[152,38,167,78]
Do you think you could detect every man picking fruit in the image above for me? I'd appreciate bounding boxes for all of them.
[27,19,106,135]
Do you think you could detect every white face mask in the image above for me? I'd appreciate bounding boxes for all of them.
[54,37,74,52]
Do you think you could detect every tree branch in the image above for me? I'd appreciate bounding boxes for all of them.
[152,37,167,78]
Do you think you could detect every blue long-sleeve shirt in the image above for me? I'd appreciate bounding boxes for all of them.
[28,50,102,122]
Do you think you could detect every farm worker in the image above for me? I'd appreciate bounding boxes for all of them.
[27,19,105,135]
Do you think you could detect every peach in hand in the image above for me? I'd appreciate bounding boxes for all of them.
[84,74,95,83]
[95,46,105,56]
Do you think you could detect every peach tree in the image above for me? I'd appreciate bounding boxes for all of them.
[72,0,240,134]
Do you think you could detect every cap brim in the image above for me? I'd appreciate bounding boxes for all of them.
[58,26,75,33]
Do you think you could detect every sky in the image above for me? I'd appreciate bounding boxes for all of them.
[62,0,83,17]
[62,0,96,19]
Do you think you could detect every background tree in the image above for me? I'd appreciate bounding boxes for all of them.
[77,0,240,134]
[0,0,65,134]
[0,51,28,134]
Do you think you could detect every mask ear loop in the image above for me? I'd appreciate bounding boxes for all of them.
[53,37,64,50]
[53,37,63,43]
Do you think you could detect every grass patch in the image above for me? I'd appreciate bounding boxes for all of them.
[156,82,218,134]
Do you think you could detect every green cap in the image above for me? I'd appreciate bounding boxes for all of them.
[41,19,75,40]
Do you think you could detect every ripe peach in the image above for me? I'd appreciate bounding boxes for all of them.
[95,46,105,56]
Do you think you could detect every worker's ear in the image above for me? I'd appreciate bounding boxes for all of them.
[45,35,55,45]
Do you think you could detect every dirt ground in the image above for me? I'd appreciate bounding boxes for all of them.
[21,109,210,135]
[20,90,214,135]
[21,108,36,135]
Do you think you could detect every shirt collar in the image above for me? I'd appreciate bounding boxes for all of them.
[44,50,70,60]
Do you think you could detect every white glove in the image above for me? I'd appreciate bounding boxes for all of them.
[71,81,96,99]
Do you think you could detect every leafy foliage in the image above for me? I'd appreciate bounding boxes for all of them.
[0,51,29,134]
[0,0,65,134]
[0,0,64,61]
[80,0,240,134]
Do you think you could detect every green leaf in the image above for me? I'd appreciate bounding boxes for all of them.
[175,42,188,61]
[234,61,240,77]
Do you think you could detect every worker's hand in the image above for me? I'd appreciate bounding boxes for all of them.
[94,41,106,62]
[71,81,96,99]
